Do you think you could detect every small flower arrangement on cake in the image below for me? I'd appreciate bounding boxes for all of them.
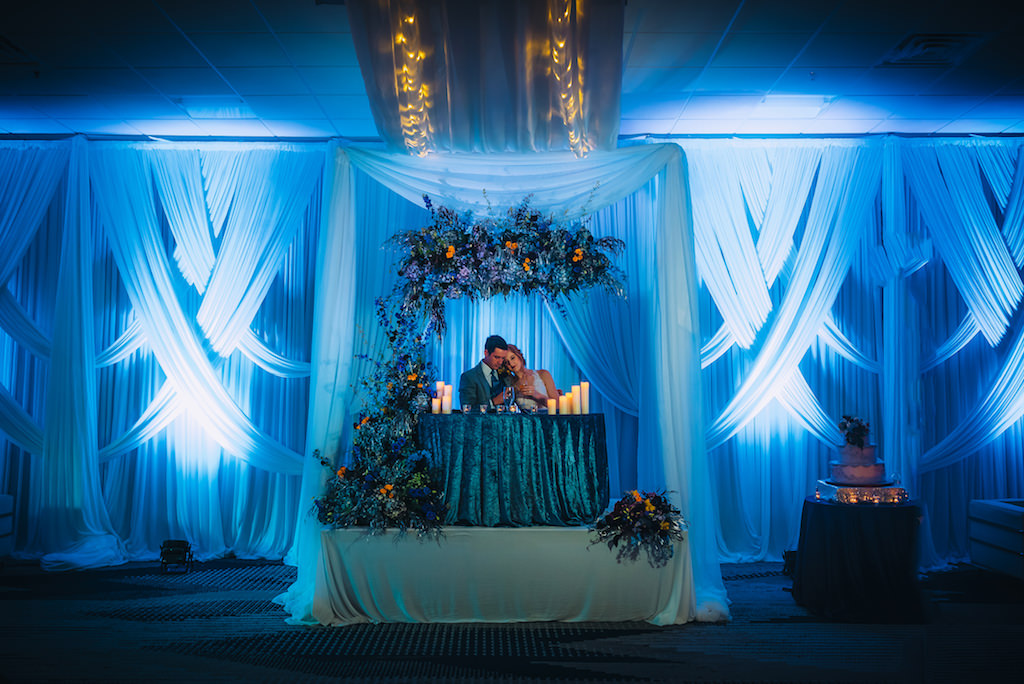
[590,490,687,568]
[838,415,870,448]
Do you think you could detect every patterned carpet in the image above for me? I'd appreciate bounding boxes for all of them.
[1,558,1022,683]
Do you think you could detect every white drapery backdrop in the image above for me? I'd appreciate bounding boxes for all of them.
[3,135,1024,615]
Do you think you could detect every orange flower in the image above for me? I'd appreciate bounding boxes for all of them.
[417,383,423,388]
[512,241,519,250]
[445,245,455,258]
[660,521,671,531]
[523,257,531,272]
[632,490,642,502]
[336,467,347,478]
[407,373,418,381]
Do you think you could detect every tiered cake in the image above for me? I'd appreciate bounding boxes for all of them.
[829,444,888,486]
[816,416,908,504]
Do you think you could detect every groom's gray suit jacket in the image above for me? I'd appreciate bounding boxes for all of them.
[458,361,495,408]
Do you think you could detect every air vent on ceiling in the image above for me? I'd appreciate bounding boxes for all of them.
[0,35,37,66]
[880,33,986,68]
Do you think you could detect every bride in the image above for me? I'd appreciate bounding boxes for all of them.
[505,344,559,411]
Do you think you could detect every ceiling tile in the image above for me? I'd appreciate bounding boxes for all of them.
[679,94,760,118]
[694,67,782,93]
[275,33,359,67]
[0,118,73,134]
[19,95,117,119]
[712,32,814,68]
[0,97,47,118]
[622,68,703,94]
[126,118,208,136]
[253,0,350,33]
[191,118,275,137]
[621,92,687,120]
[618,119,676,135]
[794,32,905,68]
[330,119,382,139]
[187,33,290,68]
[245,95,323,119]
[92,95,185,119]
[627,0,742,34]
[798,119,885,134]
[102,32,207,68]
[3,32,121,69]
[220,67,310,95]
[868,119,946,134]
[136,68,234,96]
[963,95,1024,118]
[937,118,1022,134]
[822,0,927,33]
[670,118,743,134]
[735,119,814,134]
[846,67,950,96]
[261,119,339,138]
[731,0,841,33]
[883,95,984,119]
[54,119,144,136]
[817,97,896,119]
[160,0,268,33]
[925,67,1020,97]
[317,95,374,120]
[770,67,871,95]
[298,67,368,96]
[627,33,721,68]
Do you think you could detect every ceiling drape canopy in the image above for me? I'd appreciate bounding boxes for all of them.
[347,0,623,156]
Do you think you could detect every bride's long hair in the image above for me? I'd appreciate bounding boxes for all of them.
[506,344,531,390]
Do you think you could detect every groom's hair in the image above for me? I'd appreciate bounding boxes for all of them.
[484,335,508,353]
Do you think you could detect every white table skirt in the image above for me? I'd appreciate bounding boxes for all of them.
[313,527,694,626]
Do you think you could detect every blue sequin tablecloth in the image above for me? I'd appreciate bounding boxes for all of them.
[416,412,609,527]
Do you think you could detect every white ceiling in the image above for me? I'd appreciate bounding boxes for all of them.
[1,0,1022,140]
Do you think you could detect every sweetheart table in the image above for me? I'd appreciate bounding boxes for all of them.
[416,412,609,526]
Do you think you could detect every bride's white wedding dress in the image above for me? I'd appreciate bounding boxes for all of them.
[514,371,550,411]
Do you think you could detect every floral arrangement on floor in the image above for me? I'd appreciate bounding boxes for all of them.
[391,195,626,335]
[590,490,687,568]
[312,297,447,539]
[838,415,870,448]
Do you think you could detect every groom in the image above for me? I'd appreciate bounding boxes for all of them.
[458,334,510,408]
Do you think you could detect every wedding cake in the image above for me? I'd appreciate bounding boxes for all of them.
[815,415,908,504]
[828,444,888,486]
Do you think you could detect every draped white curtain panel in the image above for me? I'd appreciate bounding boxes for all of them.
[1,135,1023,586]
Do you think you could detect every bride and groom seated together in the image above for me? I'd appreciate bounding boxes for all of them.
[457,335,559,411]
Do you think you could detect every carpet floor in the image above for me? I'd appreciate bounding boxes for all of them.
[1,558,1022,683]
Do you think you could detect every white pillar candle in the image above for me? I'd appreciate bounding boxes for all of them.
[443,383,453,396]
[435,380,445,396]
[431,397,441,414]
[559,395,569,415]
[580,381,590,414]
[572,391,582,414]
[547,398,557,414]
[441,395,452,414]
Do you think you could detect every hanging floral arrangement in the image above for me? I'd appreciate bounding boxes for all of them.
[391,195,626,336]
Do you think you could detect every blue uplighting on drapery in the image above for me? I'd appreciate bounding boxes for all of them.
[1,134,1023,606]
